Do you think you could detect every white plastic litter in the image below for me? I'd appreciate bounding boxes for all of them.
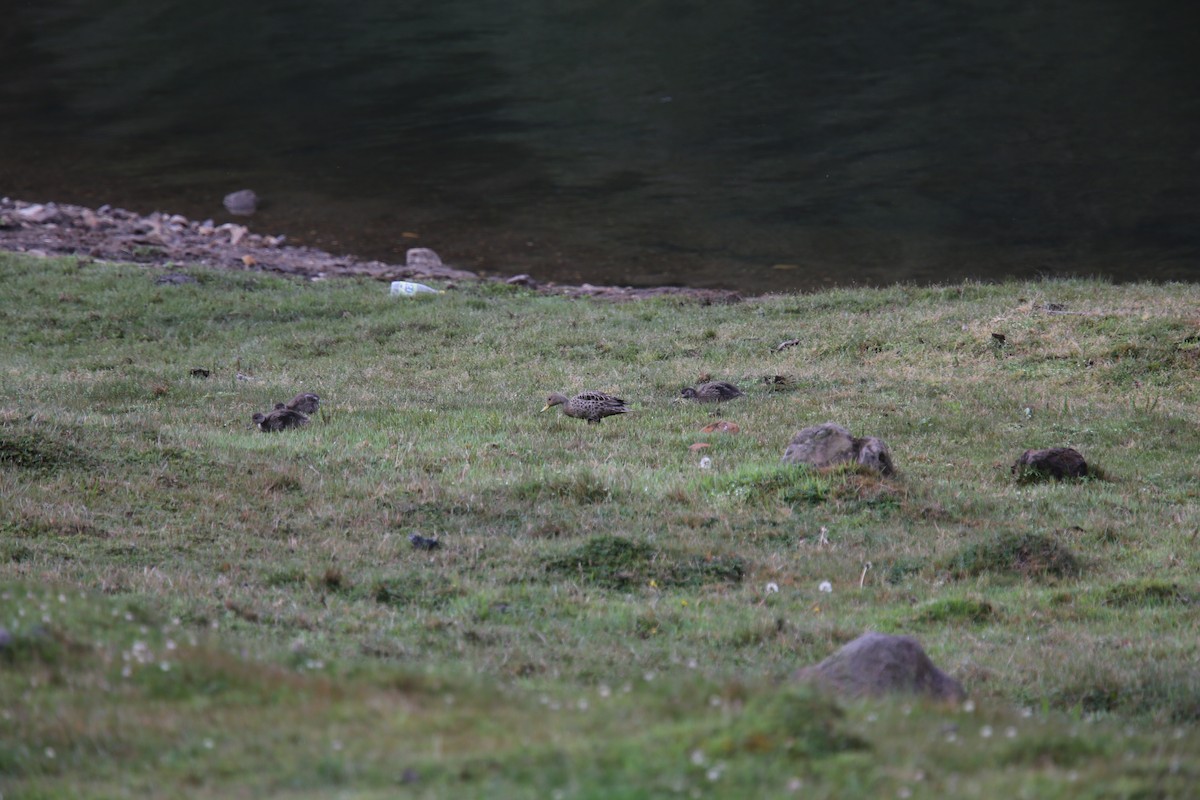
[390,280,440,297]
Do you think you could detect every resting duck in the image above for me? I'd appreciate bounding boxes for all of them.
[284,392,320,414]
[680,381,744,403]
[541,391,631,424]
[252,408,310,432]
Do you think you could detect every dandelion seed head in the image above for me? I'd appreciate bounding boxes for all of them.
[818,581,832,593]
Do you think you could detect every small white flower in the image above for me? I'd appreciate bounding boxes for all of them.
[45,747,56,759]
[203,738,214,749]
[980,725,993,738]
[765,582,780,594]
[818,581,832,593]
[699,456,712,469]
[691,749,706,766]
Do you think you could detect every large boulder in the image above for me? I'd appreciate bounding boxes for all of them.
[782,422,894,475]
[794,632,965,703]
[1012,447,1088,481]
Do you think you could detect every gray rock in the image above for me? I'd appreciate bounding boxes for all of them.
[782,422,895,475]
[1012,447,1088,481]
[406,247,443,269]
[223,189,258,215]
[853,436,895,475]
[16,203,60,223]
[795,632,966,703]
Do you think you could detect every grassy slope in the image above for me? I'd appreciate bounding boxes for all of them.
[1,252,1198,798]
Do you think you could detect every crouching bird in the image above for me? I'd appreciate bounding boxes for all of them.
[284,392,320,414]
[541,391,631,424]
[252,407,310,432]
[680,381,744,403]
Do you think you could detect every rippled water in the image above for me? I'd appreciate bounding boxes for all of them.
[2,1,1197,291]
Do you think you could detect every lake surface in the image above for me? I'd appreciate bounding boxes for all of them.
[2,1,1198,292]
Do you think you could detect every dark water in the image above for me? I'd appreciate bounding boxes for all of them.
[2,1,1198,292]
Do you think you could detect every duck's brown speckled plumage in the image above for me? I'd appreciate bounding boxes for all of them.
[541,391,631,424]
[680,381,744,403]
[252,408,311,432]
[285,392,320,414]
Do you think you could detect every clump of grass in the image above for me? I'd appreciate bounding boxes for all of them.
[706,464,832,506]
[1102,581,1196,607]
[511,470,612,504]
[882,557,925,585]
[944,531,1081,580]
[544,535,744,589]
[1000,733,1108,767]
[704,686,868,759]
[0,430,89,473]
[373,572,461,608]
[911,596,995,624]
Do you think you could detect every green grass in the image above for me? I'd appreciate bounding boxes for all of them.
[2,252,1199,797]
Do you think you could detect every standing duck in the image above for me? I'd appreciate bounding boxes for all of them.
[252,407,310,432]
[541,391,631,424]
[680,381,744,403]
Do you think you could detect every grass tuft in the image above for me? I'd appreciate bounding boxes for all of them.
[1102,580,1196,607]
[544,535,745,589]
[944,530,1081,580]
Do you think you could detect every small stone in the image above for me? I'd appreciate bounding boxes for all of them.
[506,273,538,287]
[223,189,258,215]
[853,436,894,475]
[406,248,443,269]
[16,203,60,223]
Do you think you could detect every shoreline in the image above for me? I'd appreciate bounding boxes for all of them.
[0,196,742,304]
